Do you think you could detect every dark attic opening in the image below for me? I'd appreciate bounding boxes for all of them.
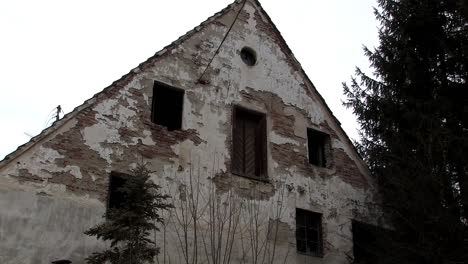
[152,81,184,131]
[108,172,128,212]
[307,128,330,167]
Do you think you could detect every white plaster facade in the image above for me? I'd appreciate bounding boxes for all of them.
[0,1,383,263]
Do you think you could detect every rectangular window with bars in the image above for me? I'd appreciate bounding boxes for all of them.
[296,208,323,257]
[231,106,267,179]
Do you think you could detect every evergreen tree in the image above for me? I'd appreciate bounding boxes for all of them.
[344,0,468,263]
[85,164,172,264]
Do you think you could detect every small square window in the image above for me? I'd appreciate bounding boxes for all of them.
[296,208,323,257]
[108,172,128,211]
[307,128,330,167]
[152,81,184,131]
[232,106,267,179]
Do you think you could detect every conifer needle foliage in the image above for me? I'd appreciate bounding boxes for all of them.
[84,164,172,264]
[344,0,468,263]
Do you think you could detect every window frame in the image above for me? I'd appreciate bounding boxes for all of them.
[151,80,185,131]
[240,47,257,66]
[296,208,324,257]
[107,172,128,215]
[307,128,331,168]
[231,105,268,181]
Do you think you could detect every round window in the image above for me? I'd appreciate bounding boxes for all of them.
[240,47,257,66]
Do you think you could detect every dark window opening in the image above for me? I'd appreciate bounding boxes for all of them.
[240,47,257,66]
[108,172,128,211]
[152,81,184,131]
[307,129,329,167]
[296,208,323,257]
[232,107,267,179]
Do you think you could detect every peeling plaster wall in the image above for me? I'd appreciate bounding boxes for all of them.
[0,178,104,264]
[0,1,382,263]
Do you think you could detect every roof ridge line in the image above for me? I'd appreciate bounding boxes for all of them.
[2,0,371,187]
[250,0,372,182]
[0,0,243,168]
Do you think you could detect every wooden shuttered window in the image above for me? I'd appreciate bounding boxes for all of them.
[232,107,267,179]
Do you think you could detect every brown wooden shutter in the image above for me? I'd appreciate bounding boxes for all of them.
[244,117,257,177]
[257,116,267,177]
[231,107,267,178]
[232,110,244,175]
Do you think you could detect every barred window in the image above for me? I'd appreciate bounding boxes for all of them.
[296,208,323,257]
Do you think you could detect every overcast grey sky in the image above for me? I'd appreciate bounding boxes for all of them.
[0,0,379,160]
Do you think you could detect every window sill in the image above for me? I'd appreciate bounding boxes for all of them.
[144,121,182,132]
[311,166,329,170]
[297,251,323,258]
[308,163,333,171]
[232,172,270,184]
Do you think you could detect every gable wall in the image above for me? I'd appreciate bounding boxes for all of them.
[0,1,382,263]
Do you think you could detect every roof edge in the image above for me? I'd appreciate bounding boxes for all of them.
[1,0,371,187]
[250,0,372,182]
[0,0,243,170]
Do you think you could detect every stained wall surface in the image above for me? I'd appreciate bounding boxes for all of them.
[0,1,383,263]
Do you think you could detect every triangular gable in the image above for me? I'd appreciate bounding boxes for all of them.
[0,0,371,188]
[0,0,244,168]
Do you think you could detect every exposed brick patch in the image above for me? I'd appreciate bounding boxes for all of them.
[271,141,368,188]
[34,77,204,201]
[49,171,106,198]
[43,125,109,199]
[145,123,204,160]
[239,90,265,108]
[76,109,99,127]
[213,172,276,200]
[117,127,140,141]
[271,142,316,176]
[334,150,368,188]
[15,169,44,184]
[239,88,301,139]
[271,109,296,139]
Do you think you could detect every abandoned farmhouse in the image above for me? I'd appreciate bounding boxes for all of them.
[0,0,383,263]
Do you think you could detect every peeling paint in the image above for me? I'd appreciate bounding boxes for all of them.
[271,131,301,146]
[0,1,382,263]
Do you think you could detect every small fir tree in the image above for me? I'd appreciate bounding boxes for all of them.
[85,163,172,264]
